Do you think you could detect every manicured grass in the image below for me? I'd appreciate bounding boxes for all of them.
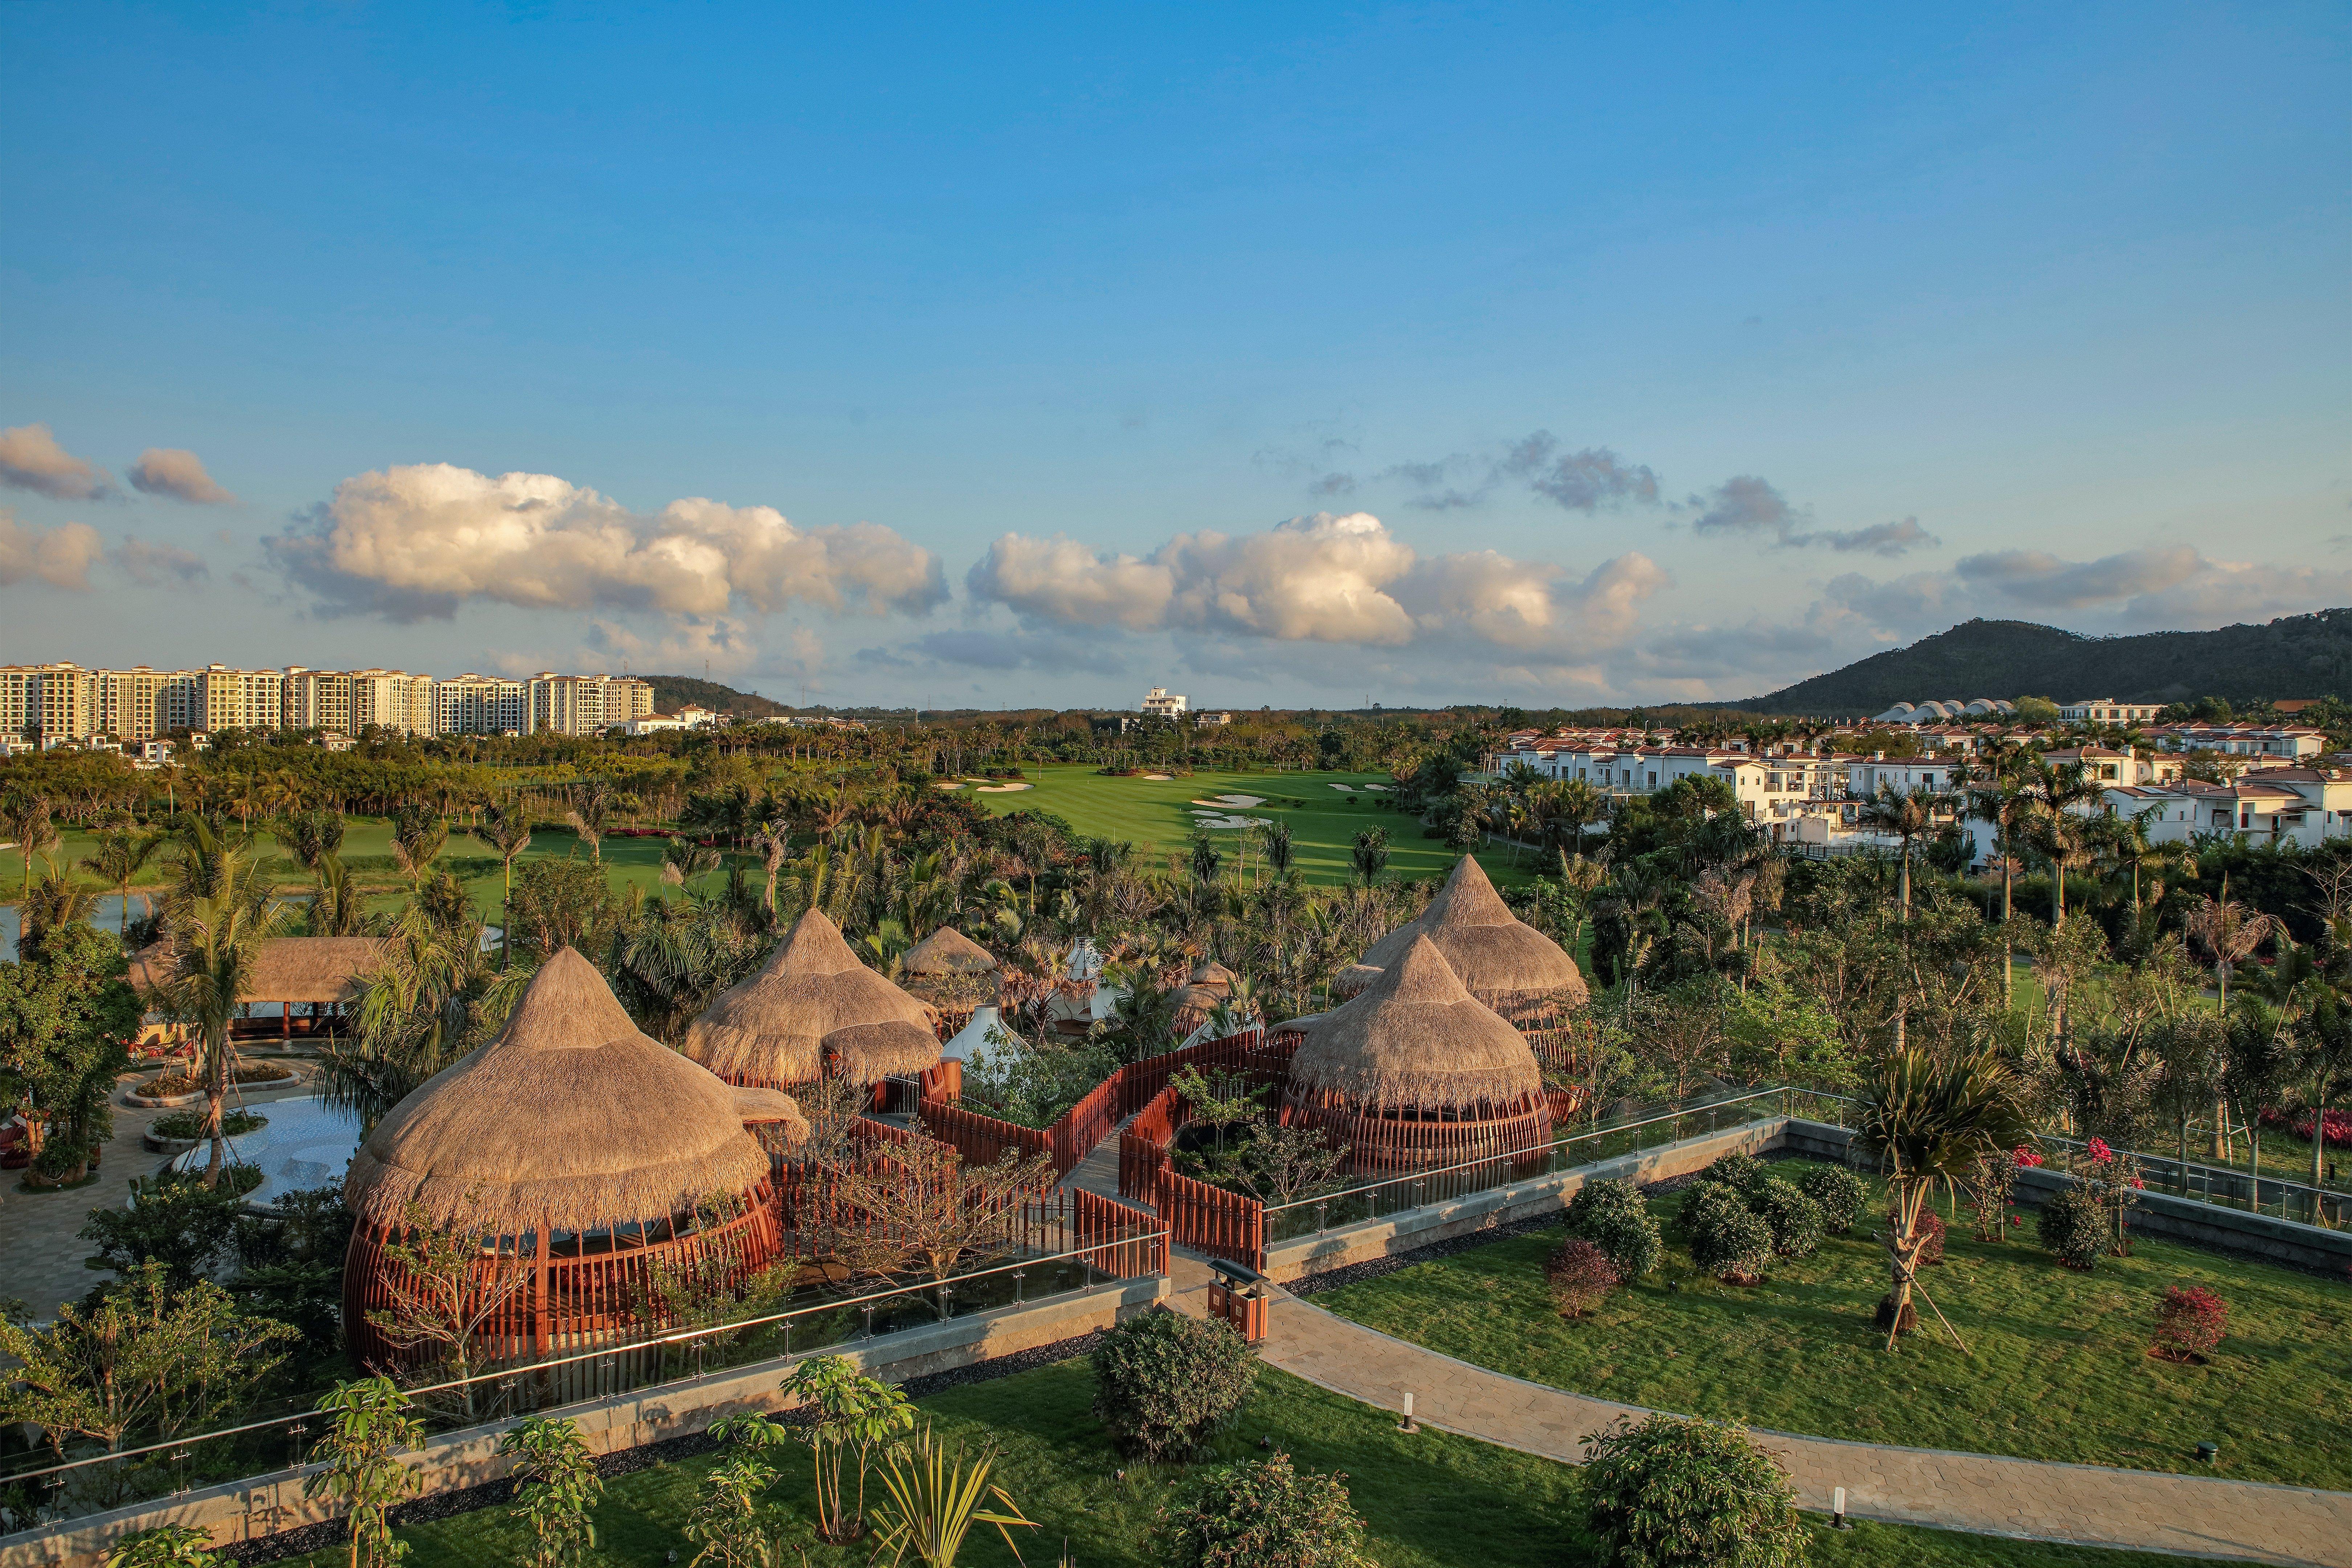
[282,1359,2248,1568]
[1312,1159,2352,1490]
[965,763,1534,889]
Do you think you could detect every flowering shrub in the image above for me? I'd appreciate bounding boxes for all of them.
[2151,1285,2229,1363]
[2086,1137,2114,1164]
[2012,1145,2046,1169]
[2262,1106,2352,1150]
[2040,1186,2108,1270]
[1545,1239,1621,1318]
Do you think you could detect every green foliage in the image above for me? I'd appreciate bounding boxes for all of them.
[307,1378,426,1568]
[1582,1413,1808,1568]
[504,857,621,961]
[1696,1154,1766,1195]
[104,1526,225,1567]
[498,1416,603,1568]
[776,1354,915,1543]
[2038,1186,2110,1272]
[1685,1192,1774,1282]
[0,921,139,1166]
[147,1108,265,1141]
[81,1175,247,1291]
[681,1445,792,1568]
[1090,1308,1258,1462]
[864,1423,1040,1568]
[1748,1177,1825,1259]
[1160,1451,1372,1568]
[1565,1178,1662,1279]
[1796,1166,1866,1234]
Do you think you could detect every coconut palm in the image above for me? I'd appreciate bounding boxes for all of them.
[1854,1049,2034,1350]
[162,844,290,1186]
[319,898,522,1125]
[2299,993,2352,1201]
[1856,784,1938,922]
[748,816,793,916]
[79,826,161,936]
[566,780,614,864]
[1962,771,2034,1005]
[2091,805,2190,914]
[1255,819,1295,886]
[3,795,59,902]
[2020,761,2103,926]
[1348,826,1389,889]
[20,860,99,946]
[471,801,532,964]
[1551,778,1607,858]
[277,808,347,873]
[2184,881,2276,1159]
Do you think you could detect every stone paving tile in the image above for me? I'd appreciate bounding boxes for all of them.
[1166,1252,2352,1568]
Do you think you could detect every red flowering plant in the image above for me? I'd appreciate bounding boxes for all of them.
[2069,1138,2143,1257]
[2151,1285,2229,1363]
[1963,1147,2024,1241]
[2012,1146,2045,1169]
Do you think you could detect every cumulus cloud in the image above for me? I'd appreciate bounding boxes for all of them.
[0,424,113,501]
[1957,545,2352,625]
[269,462,948,623]
[968,510,1670,667]
[1955,545,2204,609]
[580,615,760,674]
[128,448,234,505]
[0,510,103,590]
[112,536,210,586]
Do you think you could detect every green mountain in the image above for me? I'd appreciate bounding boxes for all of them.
[642,674,789,720]
[1738,612,2352,716]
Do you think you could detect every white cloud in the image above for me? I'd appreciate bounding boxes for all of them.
[1161,512,1420,642]
[128,448,235,505]
[112,536,210,585]
[964,534,1174,630]
[0,510,103,590]
[0,424,113,501]
[269,462,948,624]
[580,614,760,675]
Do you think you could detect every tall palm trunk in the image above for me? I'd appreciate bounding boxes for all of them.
[201,1018,233,1186]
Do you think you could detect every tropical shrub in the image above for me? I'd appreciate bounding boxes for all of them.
[1696,1153,1766,1195]
[1748,1178,1824,1259]
[148,1109,265,1141]
[2039,1186,2108,1271]
[1583,1413,1808,1568]
[1687,1199,1774,1283]
[1091,1309,1257,1462]
[1160,1452,1372,1568]
[2152,1285,2229,1363]
[1545,1239,1620,1318]
[1679,1181,1747,1236]
[1565,1176,1645,1229]
[499,1415,602,1568]
[1797,1165,1865,1234]
[104,1526,223,1567]
[1567,1179,1661,1279]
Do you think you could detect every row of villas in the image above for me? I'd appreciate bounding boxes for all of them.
[1498,723,2352,857]
[0,663,654,749]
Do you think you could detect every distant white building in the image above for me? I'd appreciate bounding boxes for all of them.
[1142,686,1188,717]
[1871,698,2015,724]
[2059,698,2164,723]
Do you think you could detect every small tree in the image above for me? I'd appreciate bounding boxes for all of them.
[2039,1185,2108,1271]
[1545,1239,1620,1318]
[1959,1148,2022,1241]
[777,1354,915,1542]
[79,1175,245,1290]
[498,1415,602,1568]
[828,1136,1055,1315]
[2151,1285,2229,1363]
[305,1377,424,1568]
[1581,1414,1808,1568]
[1160,1451,1371,1568]
[360,1201,533,1417]
[681,1440,789,1568]
[1228,1120,1348,1206]
[1171,1066,1264,1158]
[1091,1309,1258,1462]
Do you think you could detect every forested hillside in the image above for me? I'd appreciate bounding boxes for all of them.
[643,674,789,719]
[1740,611,2352,714]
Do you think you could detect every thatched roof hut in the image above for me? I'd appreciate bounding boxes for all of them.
[900,926,1000,977]
[1333,856,1587,1013]
[127,936,393,1003]
[345,948,805,1236]
[682,907,943,1087]
[1171,959,1238,1036]
[1291,934,1540,1113]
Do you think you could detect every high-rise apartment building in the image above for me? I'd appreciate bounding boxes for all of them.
[526,673,654,735]
[95,667,175,740]
[435,675,528,735]
[0,663,98,741]
[349,670,436,737]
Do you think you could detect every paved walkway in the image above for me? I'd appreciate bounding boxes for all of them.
[1160,1253,2352,1567]
[0,1069,320,1320]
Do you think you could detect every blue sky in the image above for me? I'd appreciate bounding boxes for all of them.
[3,2,2345,709]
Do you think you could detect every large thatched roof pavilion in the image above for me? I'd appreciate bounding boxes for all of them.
[129,935,392,1038]
[1333,856,1586,1055]
[1286,933,1551,1176]
[343,948,806,1367]
[682,907,942,1088]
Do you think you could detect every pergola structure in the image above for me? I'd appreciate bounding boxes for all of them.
[1285,933,1550,1176]
[1333,855,1587,1060]
[683,907,943,1090]
[343,948,807,1369]
[129,936,392,1040]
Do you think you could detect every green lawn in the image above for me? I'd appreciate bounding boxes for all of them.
[963,763,1533,889]
[1311,1159,2352,1490]
[282,1359,2249,1568]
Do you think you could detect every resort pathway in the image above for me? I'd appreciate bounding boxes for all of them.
[1057,1113,1133,1205]
[1162,1254,2352,1567]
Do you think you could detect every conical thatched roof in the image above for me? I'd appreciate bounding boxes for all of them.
[346,948,802,1234]
[901,926,1000,976]
[682,907,942,1086]
[128,936,393,1004]
[1172,960,1238,1025]
[1290,934,1541,1111]
[1333,856,1587,1008]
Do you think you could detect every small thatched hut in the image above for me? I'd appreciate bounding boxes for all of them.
[682,907,942,1089]
[1170,960,1239,1038]
[343,948,805,1366]
[1286,933,1550,1175]
[898,925,1001,1039]
[128,935,392,1038]
[1332,856,1586,1052]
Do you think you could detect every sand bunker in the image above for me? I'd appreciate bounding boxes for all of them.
[1364,783,1392,791]
[1189,812,1270,830]
[1141,772,1172,781]
[1328,783,1355,791]
[932,780,964,789]
[1191,794,1265,808]
[973,781,1033,793]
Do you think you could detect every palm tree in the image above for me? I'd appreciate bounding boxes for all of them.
[162,844,289,1186]
[748,816,793,917]
[310,853,370,937]
[1856,784,1937,921]
[1594,859,1670,1012]
[319,898,520,1124]
[471,802,532,964]
[388,801,448,889]
[1348,827,1389,889]
[567,780,614,864]
[2020,761,2103,926]
[277,808,346,874]
[80,826,161,936]
[1552,778,1606,858]
[2092,805,2188,914]
[2184,882,2275,1157]
[3,795,59,902]
[1963,772,2034,1006]
[2300,994,2352,1203]
[1854,1049,2034,1349]
[1257,819,1295,885]
[20,860,99,946]
[660,836,722,894]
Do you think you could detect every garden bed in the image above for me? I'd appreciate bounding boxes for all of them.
[260,1358,2237,1568]
[142,1108,268,1153]
[1310,1157,2352,1490]
[129,1063,301,1106]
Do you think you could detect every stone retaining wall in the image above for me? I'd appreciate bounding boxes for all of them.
[1,1274,1167,1568]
